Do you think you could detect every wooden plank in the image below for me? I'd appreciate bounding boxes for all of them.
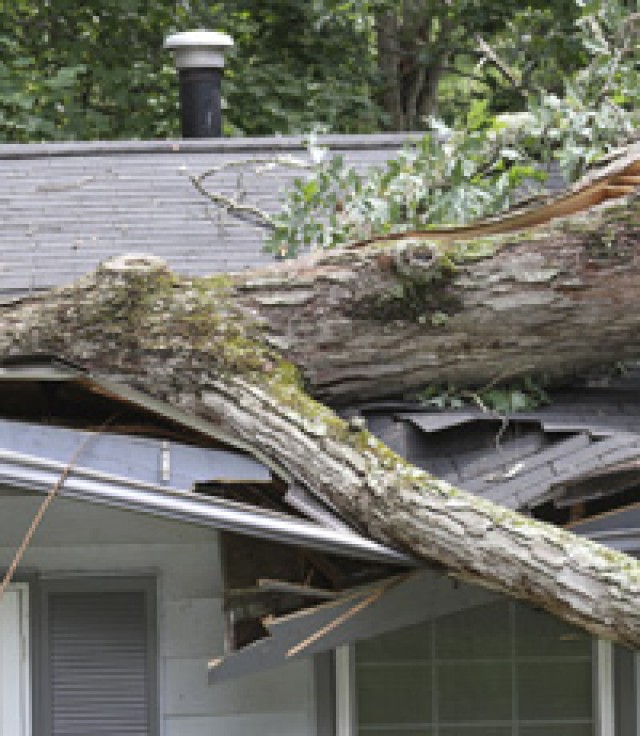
[612,175,640,186]
[604,185,637,197]
[225,578,340,600]
[209,569,495,683]
[567,499,640,535]
[285,575,406,657]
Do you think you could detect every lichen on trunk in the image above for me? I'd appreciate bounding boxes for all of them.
[1,199,640,648]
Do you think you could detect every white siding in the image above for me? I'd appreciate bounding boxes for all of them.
[0,495,317,736]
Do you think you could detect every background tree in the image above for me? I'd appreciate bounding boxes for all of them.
[1,0,632,141]
[0,0,380,140]
[372,0,583,130]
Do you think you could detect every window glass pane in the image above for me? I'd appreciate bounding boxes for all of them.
[355,601,595,735]
[519,724,593,736]
[517,660,593,721]
[357,663,432,726]
[516,603,591,657]
[357,621,432,663]
[435,601,510,659]
[437,662,512,722]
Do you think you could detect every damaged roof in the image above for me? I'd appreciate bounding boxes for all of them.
[1,134,638,679]
[361,380,640,556]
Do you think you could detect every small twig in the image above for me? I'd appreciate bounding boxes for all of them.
[461,365,535,450]
[186,154,314,232]
[475,35,523,90]
[189,173,277,231]
[194,155,312,185]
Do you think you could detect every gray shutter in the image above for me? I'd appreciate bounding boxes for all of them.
[48,591,150,735]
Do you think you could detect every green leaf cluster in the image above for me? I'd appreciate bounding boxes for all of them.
[266,0,640,256]
[419,376,550,413]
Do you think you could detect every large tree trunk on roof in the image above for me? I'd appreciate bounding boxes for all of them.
[1,194,639,648]
[238,193,640,403]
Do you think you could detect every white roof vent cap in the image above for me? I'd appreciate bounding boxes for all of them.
[164,30,234,70]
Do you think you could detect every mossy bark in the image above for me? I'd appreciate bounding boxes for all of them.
[236,195,640,402]
[1,204,640,648]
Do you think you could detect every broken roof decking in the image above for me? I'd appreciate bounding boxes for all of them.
[0,357,411,565]
[383,386,640,554]
[209,569,494,683]
[0,134,415,300]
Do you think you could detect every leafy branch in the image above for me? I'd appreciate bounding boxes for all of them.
[262,0,640,258]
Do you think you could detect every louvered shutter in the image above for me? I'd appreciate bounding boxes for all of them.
[48,591,150,736]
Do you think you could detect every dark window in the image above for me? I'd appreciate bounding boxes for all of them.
[355,600,594,735]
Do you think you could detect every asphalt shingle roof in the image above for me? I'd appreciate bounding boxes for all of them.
[0,134,417,300]
[395,384,640,518]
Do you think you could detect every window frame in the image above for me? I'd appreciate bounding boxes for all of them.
[0,581,31,736]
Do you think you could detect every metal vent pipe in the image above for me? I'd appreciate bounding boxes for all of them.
[164,30,234,138]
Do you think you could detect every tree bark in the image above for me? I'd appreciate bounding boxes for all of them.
[374,2,446,130]
[237,194,640,403]
[1,197,639,648]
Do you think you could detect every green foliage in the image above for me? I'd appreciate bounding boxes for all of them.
[419,376,550,413]
[265,123,547,256]
[0,0,633,143]
[0,1,180,141]
[266,0,640,257]
[0,1,381,142]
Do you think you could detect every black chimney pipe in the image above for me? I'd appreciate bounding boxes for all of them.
[164,31,234,139]
[178,68,222,137]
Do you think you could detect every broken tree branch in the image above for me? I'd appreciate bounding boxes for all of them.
[0,180,639,646]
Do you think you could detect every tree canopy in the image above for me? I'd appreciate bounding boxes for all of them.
[1,0,637,141]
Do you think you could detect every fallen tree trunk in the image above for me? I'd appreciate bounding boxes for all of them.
[1,194,639,647]
[238,194,640,402]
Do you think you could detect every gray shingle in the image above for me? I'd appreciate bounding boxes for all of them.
[0,134,418,297]
[466,433,592,505]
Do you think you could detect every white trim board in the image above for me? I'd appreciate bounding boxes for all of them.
[0,583,30,736]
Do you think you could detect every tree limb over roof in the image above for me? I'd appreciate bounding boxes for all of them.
[353,141,640,247]
[1,156,640,647]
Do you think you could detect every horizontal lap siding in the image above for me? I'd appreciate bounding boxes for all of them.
[0,497,317,735]
[49,591,150,735]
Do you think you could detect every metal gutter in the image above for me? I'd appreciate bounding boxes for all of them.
[0,448,413,566]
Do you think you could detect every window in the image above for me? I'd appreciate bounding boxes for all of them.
[351,600,598,736]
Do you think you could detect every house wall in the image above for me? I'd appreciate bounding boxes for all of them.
[0,493,318,736]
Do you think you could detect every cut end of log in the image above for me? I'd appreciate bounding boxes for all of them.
[99,253,170,276]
